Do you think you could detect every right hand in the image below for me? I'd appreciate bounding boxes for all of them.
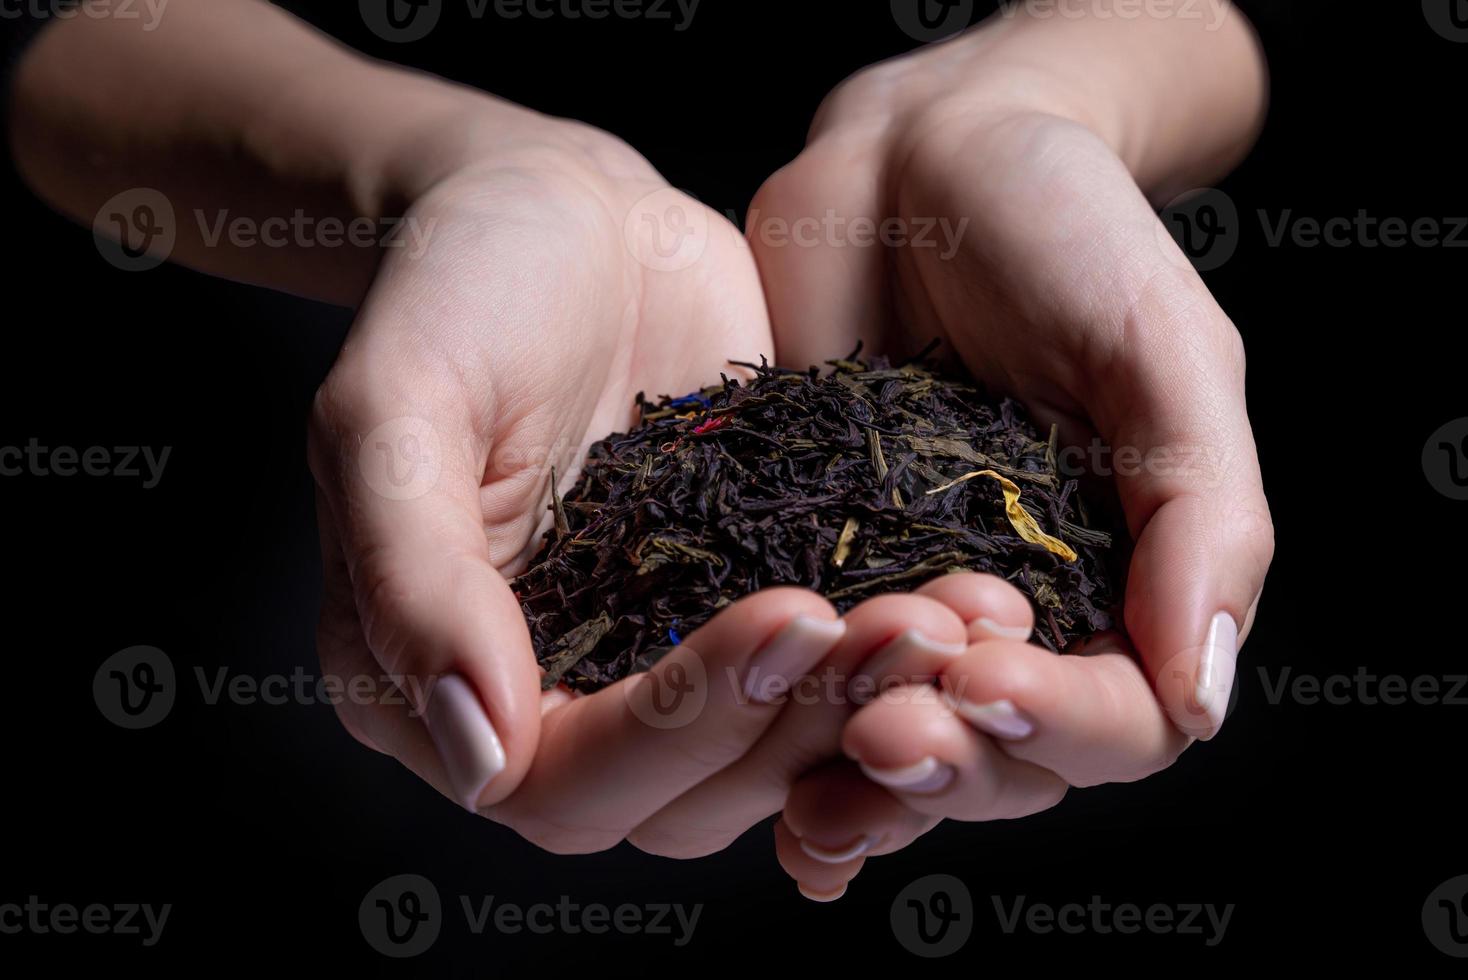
[308,111,852,851]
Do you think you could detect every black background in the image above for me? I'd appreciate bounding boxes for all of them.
[2,0,1464,971]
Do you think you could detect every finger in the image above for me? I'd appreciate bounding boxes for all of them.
[777,763,936,899]
[774,817,861,903]
[490,588,845,855]
[1086,261,1275,740]
[627,592,965,857]
[933,634,1189,786]
[317,490,574,799]
[309,350,542,811]
[840,683,1068,822]
[913,571,1036,643]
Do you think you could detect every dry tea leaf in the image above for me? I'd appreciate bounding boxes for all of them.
[513,347,1124,692]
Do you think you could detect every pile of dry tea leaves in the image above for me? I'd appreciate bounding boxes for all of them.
[514,350,1123,692]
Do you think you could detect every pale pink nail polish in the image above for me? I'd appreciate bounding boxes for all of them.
[859,756,955,795]
[799,835,877,864]
[743,615,846,703]
[422,674,506,811]
[854,629,967,698]
[973,617,1033,642]
[1195,611,1238,739]
[945,696,1035,740]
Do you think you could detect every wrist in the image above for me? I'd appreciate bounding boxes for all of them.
[823,2,1266,201]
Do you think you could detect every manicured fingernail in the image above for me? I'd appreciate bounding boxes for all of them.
[799,834,877,864]
[423,674,506,811]
[858,755,954,795]
[855,629,967,694]
[797,882,848,903]
[744,615,846,703]
[1194,611,1238,740]
[973,617,1032,642]
[944,695,1035,740]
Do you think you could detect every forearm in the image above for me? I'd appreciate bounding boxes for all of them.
[873,1,1267,204]
[7,0,529,305]
[982,1,1267,200]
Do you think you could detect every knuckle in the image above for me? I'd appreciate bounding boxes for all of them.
[948,642,1048,707]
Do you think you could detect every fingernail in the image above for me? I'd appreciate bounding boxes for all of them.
[423,674,507,811]
[799,834,877,864]
[744,615,846,704]
[797,882,848,903]
[944,695,1035,740]
[973,617,1032,642]
[859,755,954,795]
[1194,611,1238,740]
[855,629,967,695]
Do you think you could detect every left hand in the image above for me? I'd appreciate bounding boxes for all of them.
[743,9,1274,896]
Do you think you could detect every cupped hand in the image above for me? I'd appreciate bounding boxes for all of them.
[747,29,1273,893]
[307,110,851,851]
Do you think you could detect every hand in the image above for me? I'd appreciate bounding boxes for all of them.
[308,110,850,852]
[746,9,1273,893]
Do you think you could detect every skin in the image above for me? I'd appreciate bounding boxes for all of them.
[9,0,1274,883]
[749,3,1275,894]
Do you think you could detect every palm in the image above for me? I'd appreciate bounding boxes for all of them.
[366,166,774,577]
[761,110,1167,446]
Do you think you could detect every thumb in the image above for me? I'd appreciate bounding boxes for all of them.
[1092,278,1275,742]
[308,358,542,810]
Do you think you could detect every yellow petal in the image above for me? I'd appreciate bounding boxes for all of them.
[925,469,1079,562]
